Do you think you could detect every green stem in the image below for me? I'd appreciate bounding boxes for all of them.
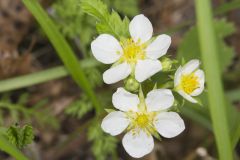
[195,0,233,159]
[0,134,29,160]
[0,59,99,93]
[23,0,102,114]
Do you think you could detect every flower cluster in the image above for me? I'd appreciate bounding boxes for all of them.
[91,14,205,158]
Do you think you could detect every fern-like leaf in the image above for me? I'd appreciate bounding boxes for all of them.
[65,94,93,119]
[7,124,34,149]
[21,125,34,148]
[81,0,130,39]
[87,121,117,160]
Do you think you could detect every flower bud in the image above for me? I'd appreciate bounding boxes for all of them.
[161,57,173,72]
[124,77,140,92]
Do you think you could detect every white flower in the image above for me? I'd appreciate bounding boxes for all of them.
[101,88,185,158]
[174,59,205,103]
[91,14,171,84]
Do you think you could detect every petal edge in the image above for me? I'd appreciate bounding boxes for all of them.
[129,14,153,44]
[91,34,123,64]
[101,111,129,136]
[154,112,185,138]
[122,130,154,158]
[103,62,131,84]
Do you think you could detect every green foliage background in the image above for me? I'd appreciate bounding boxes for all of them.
[0,0,239,160]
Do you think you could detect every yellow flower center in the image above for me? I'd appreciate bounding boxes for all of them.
[180,73,199,94]
[135,114,149,128]
[120,39,146,64]
[127,111,158,136]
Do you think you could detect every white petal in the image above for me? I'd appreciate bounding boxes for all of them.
[91,34,123,64]
[146,34,171,59]
[101,111,130,136]
[181,59,200,74]
[135,59,162,82]
[178,90,198,103]
[103,62,131,84]
[154,112,185,138]
[122,130,154,158]
[145,89,174,112]
[129,14,153,44]
[174,66,183,87]
[190,69,205,96]
[112,87,139,112]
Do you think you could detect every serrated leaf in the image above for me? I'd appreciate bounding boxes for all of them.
[65,94,93,119]
[81,0,109,21]
[109,0,139,17]
[87,121,118,160]
[85,68,103,88]
[177,19,236,72]
[7,124,34,149]
[21,125,34,148]
[7,126,21,149]
[81,0,130,39]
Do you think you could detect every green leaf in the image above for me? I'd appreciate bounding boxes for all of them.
[106,0,139,17]
[0,59,100,93]
[195,1,233,159]
[81,0,108,21]
[81,0,130,39]
[65,94,93,119]
[52,0,96,57]
[87,121,117,160]
[225,97,240,148]
[177,19,236,72]
[85,68,103,88]
[7,124,34,149]
[21,125,34,148]
[0,134,29,160]
[7,125,21,149]
[214,0,240,15]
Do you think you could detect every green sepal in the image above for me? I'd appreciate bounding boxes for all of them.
[159,81,174,89]
[153,83,158,90]
[194,97,203,107]
[181,57,186,65]
[104,108,116,113]
[151,131,162,141]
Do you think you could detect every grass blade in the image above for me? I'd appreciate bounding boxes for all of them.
[195,0,233,159]
[0,59,99,93]
[0,134,29,160]
[22,0,102,113]
[232,124,240,148]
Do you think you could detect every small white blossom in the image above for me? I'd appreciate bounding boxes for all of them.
[91,14,171,84]
[101,88,185,158]
[174,59,205,103]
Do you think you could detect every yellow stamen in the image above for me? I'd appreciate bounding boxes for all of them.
[179,73,199,94]
[135,114,149,128]
[120,38,146,64]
